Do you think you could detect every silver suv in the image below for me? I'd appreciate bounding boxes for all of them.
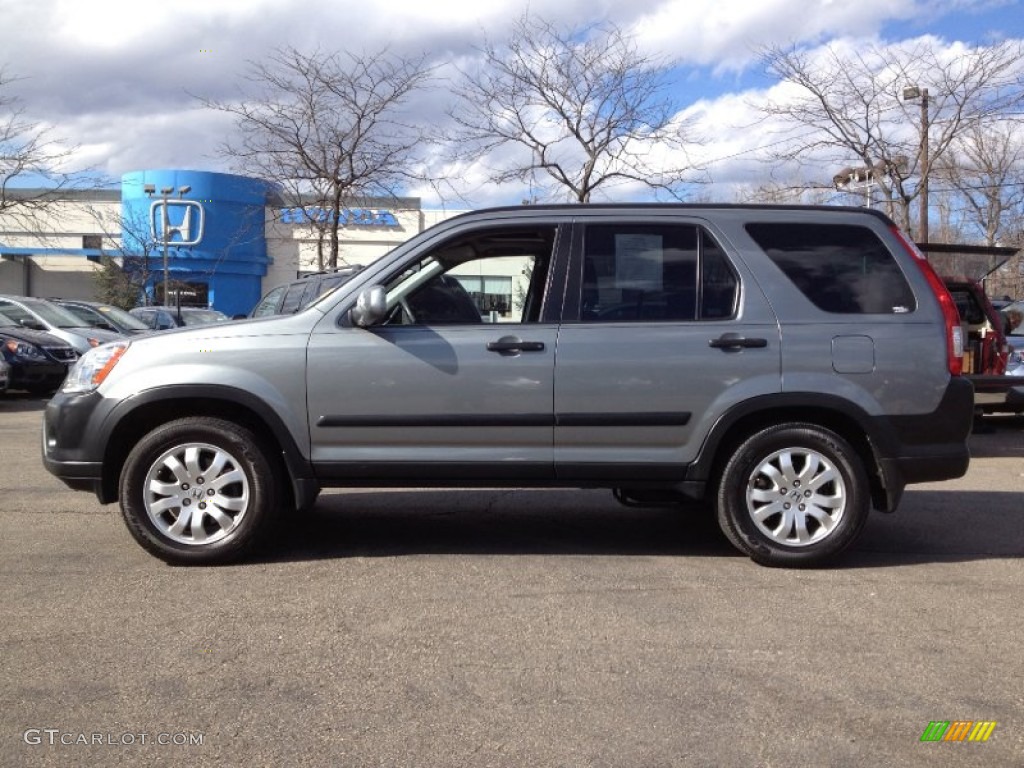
[43,205,973,567]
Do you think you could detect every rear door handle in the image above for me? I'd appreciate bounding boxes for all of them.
[487,339,546,353]
[709,334,768,350]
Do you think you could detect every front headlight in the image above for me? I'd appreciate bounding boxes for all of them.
[4,339,47,361]
[62,341,130,393]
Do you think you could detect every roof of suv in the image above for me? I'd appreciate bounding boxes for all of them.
[250,265,364,317]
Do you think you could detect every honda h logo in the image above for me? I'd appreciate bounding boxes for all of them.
[150,200,205,247]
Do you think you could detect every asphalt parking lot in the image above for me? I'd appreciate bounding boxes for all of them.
[1,393,1022,767]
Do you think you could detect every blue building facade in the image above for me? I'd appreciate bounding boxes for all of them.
[121,170,277,318]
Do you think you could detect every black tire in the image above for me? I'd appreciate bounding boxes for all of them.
[119,417,281,565]
[716,424,870,567]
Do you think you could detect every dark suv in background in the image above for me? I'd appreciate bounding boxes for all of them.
[249,266,363,317]
[44,205,972,568]
[0,311,77,394]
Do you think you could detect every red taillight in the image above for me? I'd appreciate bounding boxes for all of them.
[890,226,963,376]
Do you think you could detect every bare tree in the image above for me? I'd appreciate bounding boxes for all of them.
[448,14,702,203]
[732,178,832,206]
[758,39,1024,238]
[85,205,157,309]
[1,67,83,227]
[199,47,433,270]
[934,121,1024,246]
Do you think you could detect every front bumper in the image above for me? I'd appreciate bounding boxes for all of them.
[8,360,67,391]
[41,390,113,501]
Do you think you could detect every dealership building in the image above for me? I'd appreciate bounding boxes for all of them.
[0,169,465,317]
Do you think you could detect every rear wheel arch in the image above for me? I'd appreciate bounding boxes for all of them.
[693,398,888,511]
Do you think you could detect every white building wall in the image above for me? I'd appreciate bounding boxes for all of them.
[0,197,121,296]
[263,205,466,293]
[3,191,470,304]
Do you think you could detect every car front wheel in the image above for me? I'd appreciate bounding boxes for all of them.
[119,417,280,564]
[716,424,870,567]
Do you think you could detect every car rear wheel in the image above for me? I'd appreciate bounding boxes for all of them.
[119,417,280,564]
[716,424,870,567]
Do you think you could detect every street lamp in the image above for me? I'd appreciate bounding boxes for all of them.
[145,183,192,305]
[903,85,930,244]
[831,160,895,208]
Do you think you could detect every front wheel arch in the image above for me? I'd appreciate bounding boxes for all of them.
[99,391,315,510]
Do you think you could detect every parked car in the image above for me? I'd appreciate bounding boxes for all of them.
[1002,298,1023,328]
[129,306,230,331]
[0,295,124,355]
[914,244,1024,413]
[0,311,78,394]
[1004,299,1024,379]
[44,204,974,568]
[54,299,152,335]
[0,357,8,393]
[249,266,363,318]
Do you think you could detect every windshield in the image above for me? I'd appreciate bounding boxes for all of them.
[92,304,150,330]
[12,298,93,328]
[0,311,17,328]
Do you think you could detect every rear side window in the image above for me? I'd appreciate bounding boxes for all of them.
[580,224,738,322]
[746,223,915,314]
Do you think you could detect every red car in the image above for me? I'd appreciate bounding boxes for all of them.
[920,243,1023,413]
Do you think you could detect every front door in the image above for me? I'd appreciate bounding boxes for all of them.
[306,222,567,483]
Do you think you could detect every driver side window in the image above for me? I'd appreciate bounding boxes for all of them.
[384,226,556,326]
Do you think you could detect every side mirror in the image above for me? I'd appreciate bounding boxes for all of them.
[350,286,387,327]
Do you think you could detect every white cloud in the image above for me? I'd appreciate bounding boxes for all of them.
[2,0,1020,208]
[628,0,923,71]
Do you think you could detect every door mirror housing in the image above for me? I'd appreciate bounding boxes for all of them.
[350,286,387,327]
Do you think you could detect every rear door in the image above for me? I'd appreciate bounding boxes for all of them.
[553,215,782,482]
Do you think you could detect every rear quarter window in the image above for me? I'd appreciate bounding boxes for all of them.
[745,222,916,314]
[279,283,310,314]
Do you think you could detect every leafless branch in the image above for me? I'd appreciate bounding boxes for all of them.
[447,14,703,203]
[757,39,1024,235]
[196,47,434,269]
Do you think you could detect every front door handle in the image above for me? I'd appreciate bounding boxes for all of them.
[487,338,546,353]
[708,334,768,350]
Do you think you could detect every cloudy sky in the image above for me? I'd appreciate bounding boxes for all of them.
[1,0,1021,209]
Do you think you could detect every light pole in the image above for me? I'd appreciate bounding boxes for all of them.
[832,161,889,207]
[144,183,192,305]
[903,85,930,244]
